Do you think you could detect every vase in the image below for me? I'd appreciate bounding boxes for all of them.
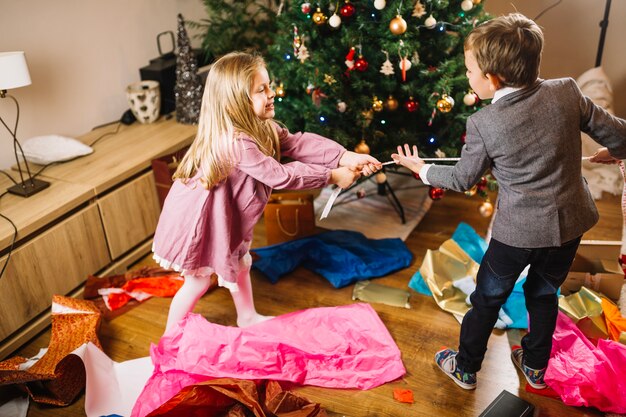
[126,80,160,124]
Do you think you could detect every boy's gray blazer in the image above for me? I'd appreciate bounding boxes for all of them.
[427,78,626,248]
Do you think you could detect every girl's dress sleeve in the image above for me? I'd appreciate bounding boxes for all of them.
[237,136,333,190]
[276,124,346,168]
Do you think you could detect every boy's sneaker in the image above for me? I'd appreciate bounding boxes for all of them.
[435,348,477,390]
[511,347,546,389]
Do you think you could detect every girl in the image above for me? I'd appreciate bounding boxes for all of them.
[153,52,381,330]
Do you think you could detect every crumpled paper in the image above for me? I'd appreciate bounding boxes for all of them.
[601,297,626,344]
[545,311,626,413]
[558,287,609,342]
[131,303,405,417]
[0,296,101,406]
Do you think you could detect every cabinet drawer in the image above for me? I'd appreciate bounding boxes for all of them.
[0,205,110,340]
[98,171,160,259]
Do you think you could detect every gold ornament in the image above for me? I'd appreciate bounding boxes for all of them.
[389,15,407,35]
[312,8,327,25]
[324,74,337,85]
[372,96,383,112]
[385,95,399,111]
[354,139,370,154]
[436,94,455,113]
[464,185,477,197]
[472,0,481,4]
[375,172,387,184]
[479,200,494,217]
[275,83,286,98]
[361,109,374,127]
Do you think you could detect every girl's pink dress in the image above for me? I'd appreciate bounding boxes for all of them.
[152,125,345,284]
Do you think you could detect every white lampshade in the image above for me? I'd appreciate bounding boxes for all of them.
[0,51,32,91]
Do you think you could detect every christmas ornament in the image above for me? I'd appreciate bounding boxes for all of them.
[356,188,367,198]
[361,109,374,127]
[312,88,327,107]
[345,47,356,69]
[411,51,420,66]
[460,132,466,144]
[336,101,347,112]
[354,139,370,154]
[354,55,368,72]
[412,172,420,180]
[476,176,488,189]
[424,15,437,29]
[275,82,286,98]
[436,94,455,113]
[312,8,327,25]
[479,200,494,217]
[375,172,387,184]
[372,96,383,112]
[385,95,399,111]
[380,51,394,75]
[292,26,302,56]
[404,97,418,112]
[324,74,337,84]
[374,0,386,10]
[463,91,478,106]
[389,15,407,35]
[301,2,312,14]
[329,13,342,28]
[174,14,203,125]
[412,1,426,18]
[428,186,445,200]
[339,1,356,18]
[464,185,477,197]
[306,83,315,94]
[398,57,412,82]
[297,42,310,63]
[461,0,474,12]
[472,0,482,4]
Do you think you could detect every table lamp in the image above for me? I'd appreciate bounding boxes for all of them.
[0,51,50,197]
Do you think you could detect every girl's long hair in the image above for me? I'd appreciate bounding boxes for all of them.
[173,52,280,188]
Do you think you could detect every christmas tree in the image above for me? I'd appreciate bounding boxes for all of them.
[266,0,491,161]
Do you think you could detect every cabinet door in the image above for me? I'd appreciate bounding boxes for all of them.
[98,171,160,259]
[0,205,110,341]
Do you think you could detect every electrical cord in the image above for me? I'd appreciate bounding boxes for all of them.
[0,191,18,280]
[0,170,18,185]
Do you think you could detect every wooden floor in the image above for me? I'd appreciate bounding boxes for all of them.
[13,189,622,417]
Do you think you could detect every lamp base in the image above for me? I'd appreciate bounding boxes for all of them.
[7,178,50,197]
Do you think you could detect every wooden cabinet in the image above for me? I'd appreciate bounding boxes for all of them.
[0,118,196,359]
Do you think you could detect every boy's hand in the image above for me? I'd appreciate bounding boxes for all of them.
[339,151,383,176]
[330,166,361,189]
[391,144,425,174]
[589,147,620,164]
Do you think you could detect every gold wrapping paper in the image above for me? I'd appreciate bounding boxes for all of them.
[352,280,411,309]
[558,287,608,341]
[419,239,480,316]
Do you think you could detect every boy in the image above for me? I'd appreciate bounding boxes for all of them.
[392,13,626,390]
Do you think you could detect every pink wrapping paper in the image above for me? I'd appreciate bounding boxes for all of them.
[132,303,405,417]
[545,311,626,413]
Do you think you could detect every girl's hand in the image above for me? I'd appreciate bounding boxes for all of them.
[339,151,382,176]
[589,147,620,164]
[391,144,425,174]
[330,166,361,189]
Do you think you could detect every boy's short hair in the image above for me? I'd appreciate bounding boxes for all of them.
[465,13,543,88]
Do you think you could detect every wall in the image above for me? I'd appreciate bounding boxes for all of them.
[1,0,625,169]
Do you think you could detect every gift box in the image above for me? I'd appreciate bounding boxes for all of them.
[561,240,623,301]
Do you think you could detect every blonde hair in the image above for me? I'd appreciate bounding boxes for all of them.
[173,51,280,188]
[465,13,543,88]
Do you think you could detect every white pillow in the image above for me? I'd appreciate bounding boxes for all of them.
[20,135,93,165]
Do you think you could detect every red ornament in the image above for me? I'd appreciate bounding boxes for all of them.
[412,172,421,180]
[354,56,368,72]
[428,186,445,200]
[339,1,356,17]
[404,97,418,112]
[477,176,488,188]
[460,132,466,144]
[301,2,312,14]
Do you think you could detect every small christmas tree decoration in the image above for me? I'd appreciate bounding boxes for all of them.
[354,139,371,154]
[479,199,494,217]
[463,91,478,106]
[380,51,395,75]
[336,101,347,112]
[174,14,203,125]
[461,0,474,11]
[385,95,399,111]
[354,55,368,72]
[345,47,356,69]
[428,186,445,200]
[389,15,407,35]
[374,0,386,10]
[437,94,455,113]
[372,96,384,112]
[424,15,437,29]
[329,13,342,28]
[301,2,312,14]
[297,41,310,63]
[312,8,327,25]
[404,97,418,112]
[275,83,286,98]
[339,1,356,18]
[412,1,426,18]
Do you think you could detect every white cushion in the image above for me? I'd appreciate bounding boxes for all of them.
[20,135,93,165]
